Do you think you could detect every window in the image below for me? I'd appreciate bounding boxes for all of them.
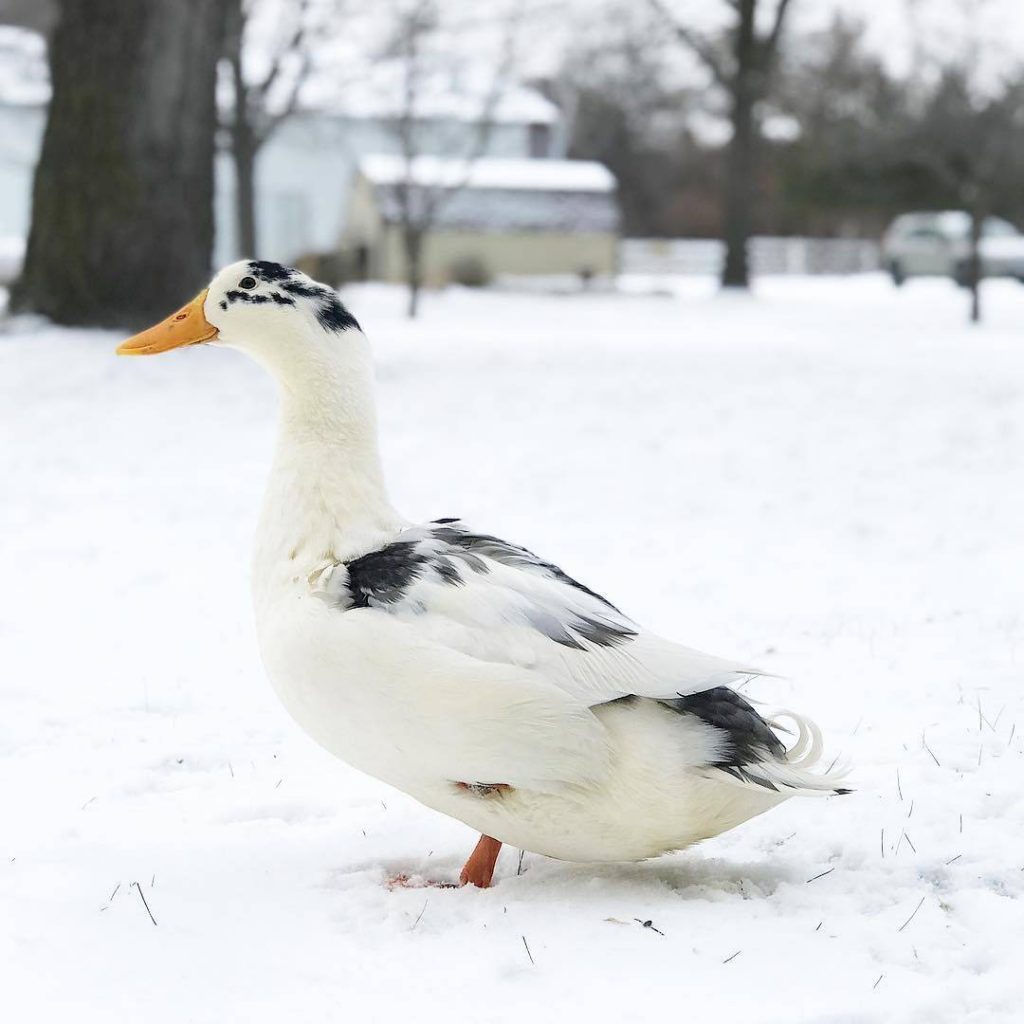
[528,123,551,159]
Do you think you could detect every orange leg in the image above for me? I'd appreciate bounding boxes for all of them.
[459,834,503,888]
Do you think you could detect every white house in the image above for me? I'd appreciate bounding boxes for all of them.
[0,27,46,277]
[0,28,581,279]
[212,81,565,268]
[343,155,619,284]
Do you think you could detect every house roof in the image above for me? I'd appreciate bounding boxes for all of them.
[308,71,559,126]
[359,156,619,234]
[359,155,616,193]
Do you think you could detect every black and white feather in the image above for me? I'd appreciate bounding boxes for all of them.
[197,257,850,865]
[218,260,361,333]
[309,518,842,794]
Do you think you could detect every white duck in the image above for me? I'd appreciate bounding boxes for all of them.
[118,260,847,887]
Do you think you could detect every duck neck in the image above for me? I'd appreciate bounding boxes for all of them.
[259,339,404,567]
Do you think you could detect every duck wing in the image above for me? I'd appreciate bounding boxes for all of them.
[312,519,761,710]
[310,520,845,795]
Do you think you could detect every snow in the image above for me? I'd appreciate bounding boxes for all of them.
[1,273,1022,1022]
[314,70,560,126]
[0,235,25,284]
[373,183,619,234]
[0,27,48,107]
[359,154,617,192]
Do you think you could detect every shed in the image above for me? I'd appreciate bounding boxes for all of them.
[341,155,619,284]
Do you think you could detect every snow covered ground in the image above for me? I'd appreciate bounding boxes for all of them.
[1,274,1022,1023]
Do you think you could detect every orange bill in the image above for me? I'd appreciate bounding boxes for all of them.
[116,289,218,356]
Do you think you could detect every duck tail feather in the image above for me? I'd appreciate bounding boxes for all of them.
[760,709,852,795]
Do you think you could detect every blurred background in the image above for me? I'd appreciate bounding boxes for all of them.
[2,4,1023,1021]
[2,0,1024,323]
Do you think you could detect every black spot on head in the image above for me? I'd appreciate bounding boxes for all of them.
[219,300,227,310]
[242,260,359,332]
[247,260,294,283]
[225,289,272,305]
[314,294,361,333]
[281,279,360,332]
[279,279,320,298]
[344,541,428,609]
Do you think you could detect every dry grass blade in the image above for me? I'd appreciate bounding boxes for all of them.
[898,896,926,933]
[130,881,157,926]
[411,899,428,930]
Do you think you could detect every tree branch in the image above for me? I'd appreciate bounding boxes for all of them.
[646,0,731,85]
[254,0,311,103]
[763,0,793,61]
[417,13,517,224]
[255,44,312,146]
[245,0,321,148]
[388,1,520,232]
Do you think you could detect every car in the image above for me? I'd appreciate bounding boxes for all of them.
[881,211,1024,286]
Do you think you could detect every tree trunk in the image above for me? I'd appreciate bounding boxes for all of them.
[721,0,758,289]
[967,205,982,324]
[11,0,225,328]
[233,132,259,258]
[225,0,258,257]
[404,229,423,318]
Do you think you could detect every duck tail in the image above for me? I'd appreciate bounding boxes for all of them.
[758,709,852,795]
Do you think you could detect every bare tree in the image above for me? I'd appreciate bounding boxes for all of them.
[12,0,224,327]
[649,0,794,287]
[383,1,517,317]
[882,0,1024,324]
[222,0,319,257]
[900,71,1024,324]
[552,16,697,237]
[772,15,913,236]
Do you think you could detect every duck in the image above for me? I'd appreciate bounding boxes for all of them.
[117,259,848,888]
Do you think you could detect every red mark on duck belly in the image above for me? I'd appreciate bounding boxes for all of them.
[455,782,512,798]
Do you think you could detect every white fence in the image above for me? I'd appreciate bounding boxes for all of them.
[622,236,881,276]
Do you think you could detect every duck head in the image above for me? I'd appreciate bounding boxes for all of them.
[117,259,398,543]
[116,259,362,379]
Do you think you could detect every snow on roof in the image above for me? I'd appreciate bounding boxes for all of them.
[359,156,619,234]
[305,72,558,125]
[359,155,616,193]
[0,27,49,106]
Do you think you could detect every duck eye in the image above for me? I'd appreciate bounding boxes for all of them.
[239,276,257,289]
